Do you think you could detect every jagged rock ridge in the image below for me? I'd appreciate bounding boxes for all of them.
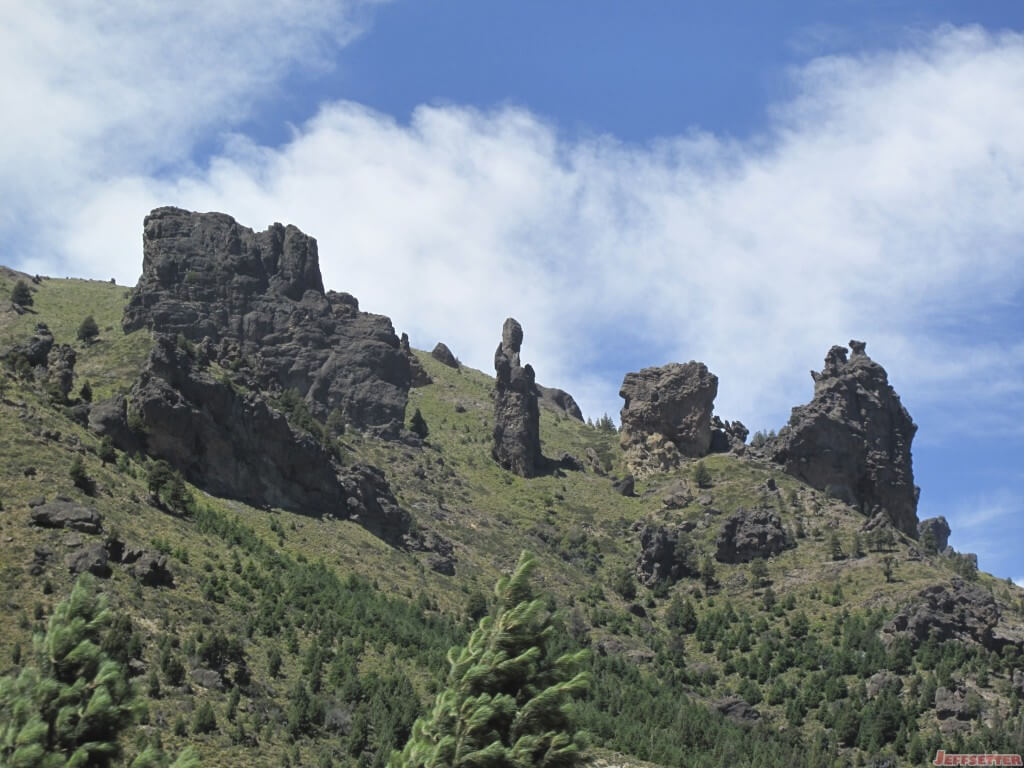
[770,341,919,536]
[123,207,411,436]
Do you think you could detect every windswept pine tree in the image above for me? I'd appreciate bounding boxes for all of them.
[391,551,589,768]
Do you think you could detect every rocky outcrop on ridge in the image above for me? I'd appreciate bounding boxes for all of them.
[400,333,431,387]
[122,207,411,436]
[882,578,1004,650]
[715,507,792,564]
[94,334,412,545]
[769,341,919,536]
[918,516,951,553]
[430,342,459,368]
[709,416,748,454]
[492,318,543,477]
[1,323,77,400]
[536,384,583,421]
[618,362,718,478]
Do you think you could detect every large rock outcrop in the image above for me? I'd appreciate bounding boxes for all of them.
[618,362,718,477]
[918,516,951,553]
[492,318,543,477]
[715,507,792,564]
[123,207,410,436]
[536,384,583,421]
[635,524,698,586]
[769,341,919,536]
[96,332,411,545]
[882,578,1003,650]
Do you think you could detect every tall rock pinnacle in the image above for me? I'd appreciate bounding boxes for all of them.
[492,318,543,477]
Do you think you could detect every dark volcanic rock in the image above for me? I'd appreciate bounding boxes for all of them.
[619,362,718,477]
[716,697,760,723]
[122,207,410,435]
[401,333,432,388]
[47,344,76,401]
[611,474,635,497]
[492,318,543,477]
[715,507,792,563]
[430,342,459,368]
[883,578,1001,650]
[709,416,749,454]
[1,323,54,377]
[65,543,110,577]
[918,516,951,553]
[635,524,698,586]
[31,499,102,534]
[536,384,583,421]
[934,686,972,720]
[97,335,411,545]
[129,552,174,587]
[769,341,919,536]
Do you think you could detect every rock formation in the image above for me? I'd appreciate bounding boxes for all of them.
[400,333,431,387]
[430,342,459,368]
[769,341,919,536]
[709,416,748,454]
[122,207,411,436]
[715,507,792,563]
[918,516,951,553]
[882,578,1002,650]
[492,318,543,477]
[95,333,412,546]
[536,384,583,421]
[30,498,103,534]
[618,362,718,477]
[635,524,698,586]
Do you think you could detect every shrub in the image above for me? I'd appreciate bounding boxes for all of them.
[409,408,429,439]
[79,379,93,402]
[693,460,712,489]
[98,436,116,464]
[10,279,32,307]
[69,455,95,494]
[77,314,100,343]
[192,700,218,734]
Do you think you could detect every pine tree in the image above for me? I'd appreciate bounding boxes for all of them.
[76,315,99,343]
[391,551,589,768]
[409,408,429,440]
[0,575,139,767]
[693,461,712,489]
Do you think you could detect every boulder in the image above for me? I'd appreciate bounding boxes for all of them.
[31,499,102,534]
[492,318,543,477]
[934,686,973,721]
[883,578,1001,650]
[430,342,459,368]
[769,341,919,536]
[46,344,76,401]
[536,384,583,421]
[65,543,110,577]
[715,507,792,564]
[191,667,225,691]
[1,323,54,368]
[619,362,718,477]
[715,697,760,723]
[918,516,951,553]
[611,474,635,497]
[129,552,174,587]
[866,670,903,699]
[635,524,698,586]
[709,416,748,454]
[122,207,411,436]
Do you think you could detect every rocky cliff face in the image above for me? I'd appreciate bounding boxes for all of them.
[492,318,543,477]
[770,341,919,536]
[618,362,718,478]
[123,207,410,436]
[92,336,412,545]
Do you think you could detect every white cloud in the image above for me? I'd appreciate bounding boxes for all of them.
[6,19,1024,443]
[0,0,382,248]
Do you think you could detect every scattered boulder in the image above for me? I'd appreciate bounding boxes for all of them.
[122,207,411,436]
[715,507,792,564]
[536,384,583,421]
[635,524,698,586]
[430,342,459,368]
[1,323,54,368]
[934,685,973,721]
[555,453,585,472]
[46,344,76,401]
[65,543,110,577]
[30,499,102,534]
[619,362,718,477]
[769,341,919,536]
[30,547,54,576]
[611,474,636,497]
[866,670,903,699]
[918,516,951,553]
[584,447,606,476]
[715,697,760,723]
[660,480,694,510]
[129,552,174,587]
[883,578,1001,650]
[191,667,225,691]
[492,318,543,477]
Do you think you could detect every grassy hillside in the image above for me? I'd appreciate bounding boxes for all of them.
[1,271,1023,767]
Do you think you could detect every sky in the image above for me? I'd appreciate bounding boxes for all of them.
[2,1,1023,584]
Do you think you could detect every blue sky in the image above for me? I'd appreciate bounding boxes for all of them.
[3,2,1023,584]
